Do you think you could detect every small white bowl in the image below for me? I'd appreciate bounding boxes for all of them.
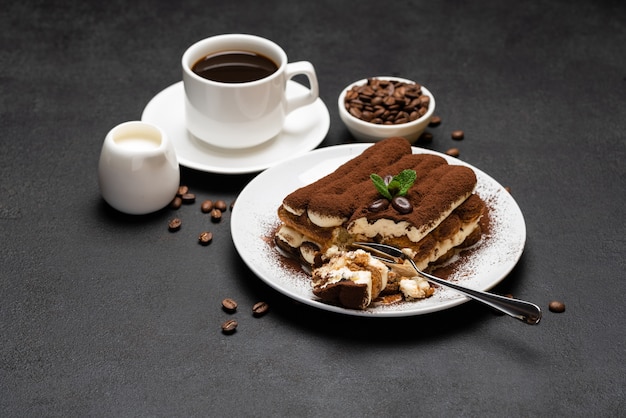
[338,76,435,143]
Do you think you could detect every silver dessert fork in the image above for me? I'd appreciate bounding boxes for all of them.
[352,242,542,325]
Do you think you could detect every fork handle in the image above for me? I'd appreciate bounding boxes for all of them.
[417,268,542,325]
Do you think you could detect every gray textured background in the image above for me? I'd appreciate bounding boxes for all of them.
[1,1,625,416]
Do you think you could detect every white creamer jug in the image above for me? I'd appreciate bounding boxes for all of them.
[98,121,179,215]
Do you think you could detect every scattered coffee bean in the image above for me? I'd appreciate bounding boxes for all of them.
[391,196,412,214]
[429,115,442,126]
[344,78,429,125]
[549,300,566,313]
[181,193,196,204]
[419,132,433,143]
[177,185,189,196]
[210,208,222,223]
[505,186,511,193]
[200,200,213,213]
[252,301,269,317]
[230,200,236,210]
[446,148,460,157]
[170,196,182,209]
[222,298,238,313]
[221,319,238,334]
[198,231,213,245]
[451,130,465,140]
[168,218,182,232]
[214,200,228,211]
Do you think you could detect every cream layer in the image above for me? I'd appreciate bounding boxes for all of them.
[348,190,473,244]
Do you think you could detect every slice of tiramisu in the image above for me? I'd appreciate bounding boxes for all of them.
[275,136,485,309]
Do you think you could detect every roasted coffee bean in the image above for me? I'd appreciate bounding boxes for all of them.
[349,107,362,119]
[369,198,390,212]
[549,300,566,313]
[198,231,213,245]
[230,200,236,210]
[170,196,183,209]
[383,96,396,106]
[451,130,465,140]
[221,319,238,334]
[177,185,189,196]
[419,132,433,143]
[252,301,269,317]
[344,78,429,125]
[429,115,442,126]
[200,200,213,213]
[210,208,222,223]
[222,298,238,313]
[446,148,460,157]
[391,196,412,214]
[181,193,196,204]
[168,218,182,232]
[214,200,228,211]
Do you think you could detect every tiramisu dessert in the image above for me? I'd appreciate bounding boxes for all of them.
[275,136,485,310]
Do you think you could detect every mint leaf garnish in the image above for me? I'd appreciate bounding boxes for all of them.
[395,169,417,196]
[370,174,393,200]
[370,169,416,200]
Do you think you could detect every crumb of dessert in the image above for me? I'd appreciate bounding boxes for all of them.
[312,248,388,310]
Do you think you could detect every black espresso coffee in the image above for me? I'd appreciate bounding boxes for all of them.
[192,50,279,83]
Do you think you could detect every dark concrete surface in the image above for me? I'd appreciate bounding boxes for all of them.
[1,1,624,416]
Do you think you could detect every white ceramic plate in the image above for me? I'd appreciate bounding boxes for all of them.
[141,81,330,174]
[231,144,526,317]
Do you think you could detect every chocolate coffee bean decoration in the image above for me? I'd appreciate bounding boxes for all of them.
[391,196,412,214]
[369,198,390,212]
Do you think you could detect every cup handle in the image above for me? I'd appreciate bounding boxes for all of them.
[284,61,319,114]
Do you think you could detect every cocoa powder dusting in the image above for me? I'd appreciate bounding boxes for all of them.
[281,137,412,217]
[283,137,477,234]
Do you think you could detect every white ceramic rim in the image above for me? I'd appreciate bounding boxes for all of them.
[106,121,167,157]
[181,33,288,88]
[230,144,526,318]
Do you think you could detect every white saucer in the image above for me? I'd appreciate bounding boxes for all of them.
[141,81,330,174]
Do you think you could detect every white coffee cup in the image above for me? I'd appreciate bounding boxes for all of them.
[98,121,180,215]
[182,34,319,149]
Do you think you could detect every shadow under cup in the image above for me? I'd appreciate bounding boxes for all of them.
[182,34,318,149]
